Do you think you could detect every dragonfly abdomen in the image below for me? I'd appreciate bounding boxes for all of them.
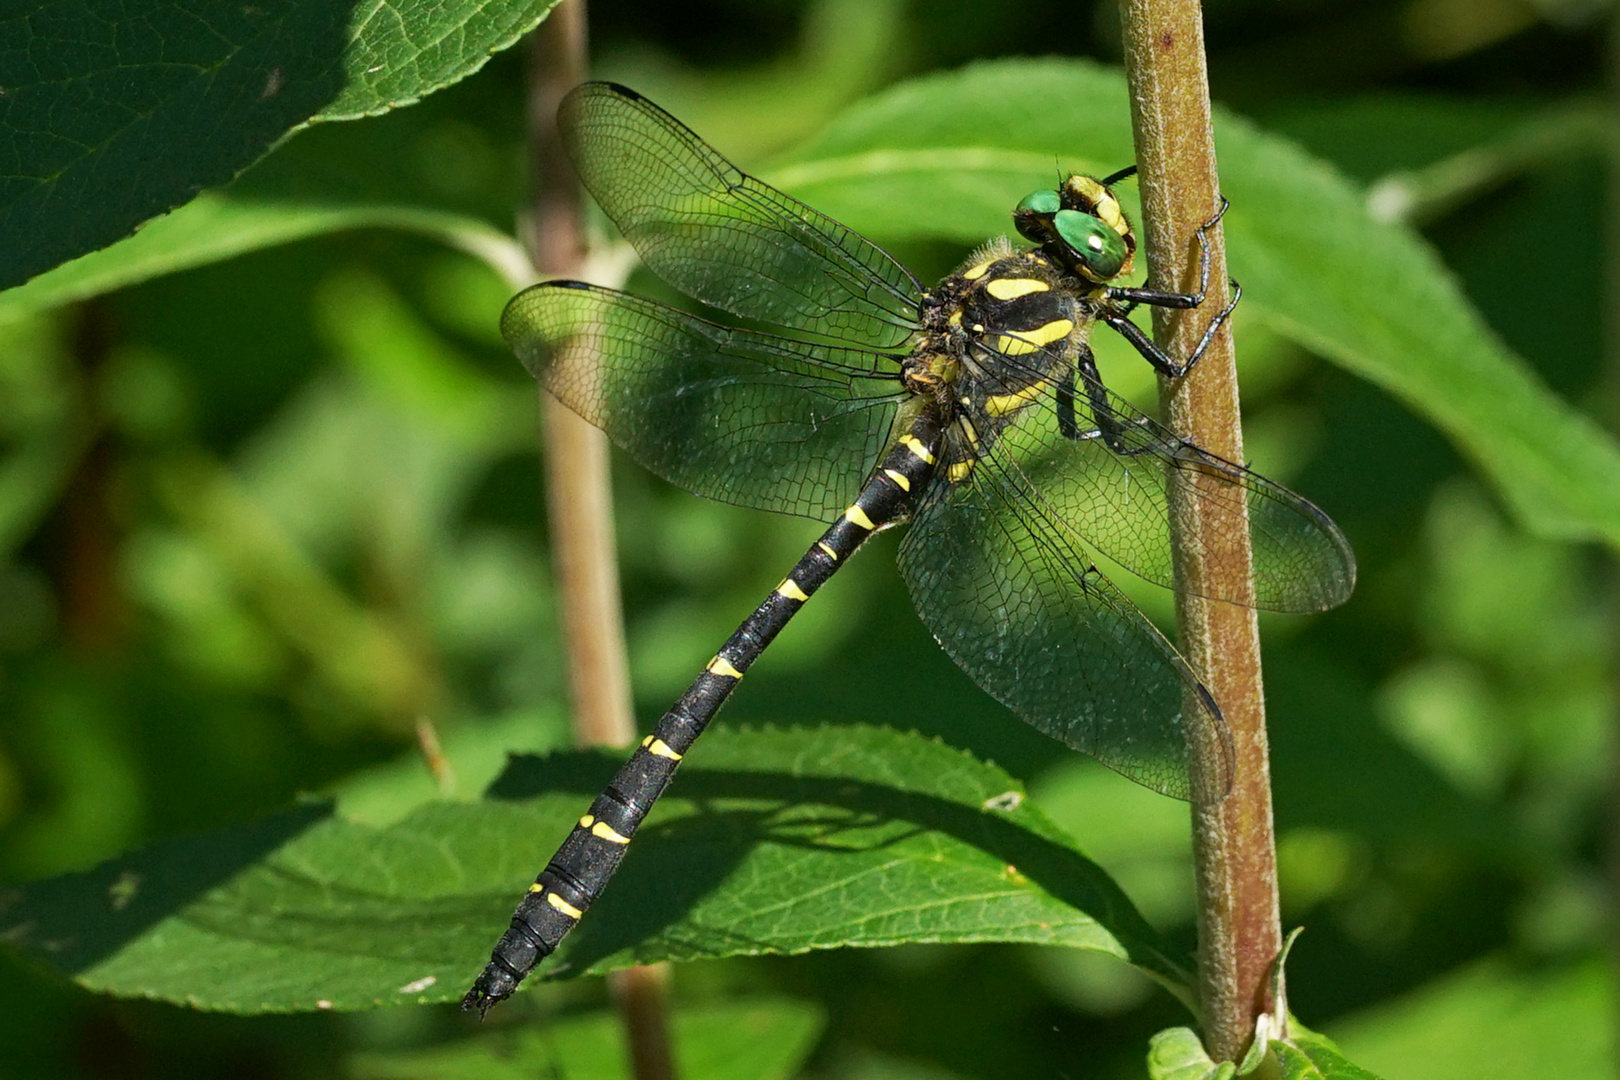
[462,416,943,1014]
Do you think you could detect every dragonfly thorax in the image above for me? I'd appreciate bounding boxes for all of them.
[904,241,1098,483]
[932,244,1092,405]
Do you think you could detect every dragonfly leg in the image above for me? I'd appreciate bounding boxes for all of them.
[1056,347,1160,458]
[1102,197,1241,378]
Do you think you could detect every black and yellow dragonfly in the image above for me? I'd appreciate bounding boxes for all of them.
[464,82,1355,1014]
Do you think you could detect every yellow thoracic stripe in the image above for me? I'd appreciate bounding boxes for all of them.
[883,468,911,491]
[642,735,683,760]
[706,655,744,679]
[961,259,994,280]
[817,541,839,560]
[844,504,875,530]
[776,577,810,602]
[985,277,1048,300]
[984,379,1050,417]
[997,318,1074,356]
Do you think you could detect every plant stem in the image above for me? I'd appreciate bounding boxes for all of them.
[524,6,675,1079]
[526,3,635,751]
[1117,0,1281,1062]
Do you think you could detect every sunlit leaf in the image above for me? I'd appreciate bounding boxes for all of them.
[1273,1033,1385,1080]
[0,195,527,320]
[1327,959,1614,1080]
[771,59,1620,550]
[1146,1027,1235,1080]
[0,724,1186,1012]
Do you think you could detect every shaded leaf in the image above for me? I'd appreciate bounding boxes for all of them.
[0,0,556,290]
[0,724,1184,1012]
[351,997,824,1080]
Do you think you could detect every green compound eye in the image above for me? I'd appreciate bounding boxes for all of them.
[1053,209,1127,279]
[1013,189,1063,244]
[1015,189,1062,216]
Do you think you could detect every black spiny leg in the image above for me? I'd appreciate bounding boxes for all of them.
[1102,197,1241,379]
[1057,345,1146,456]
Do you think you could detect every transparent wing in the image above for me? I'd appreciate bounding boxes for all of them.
[976,340,1356,614]
[503,281,904,521]
[561,82,925,349]
[898,438,1234,801]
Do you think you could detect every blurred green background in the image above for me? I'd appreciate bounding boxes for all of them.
[0,0,1615,1077]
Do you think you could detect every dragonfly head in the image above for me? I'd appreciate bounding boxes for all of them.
[1013,172,1137,285]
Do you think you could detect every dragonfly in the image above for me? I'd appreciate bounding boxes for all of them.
[464,82,1355,1015]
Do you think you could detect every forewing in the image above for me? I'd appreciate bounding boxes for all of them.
[990,349,1355,614]
[503,281,902,521]
[560,82,924,348]
[898,442,1234,801]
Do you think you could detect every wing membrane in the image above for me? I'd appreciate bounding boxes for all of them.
[561,82,924,349]
[898,438,1234,801]
[976,342,1356,614]
[503,281,903,521]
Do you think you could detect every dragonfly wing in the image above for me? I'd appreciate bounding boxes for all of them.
[897,440,1234,801]
[993,351,1355,614]
[561,82,925,349]
[505,281,903,521]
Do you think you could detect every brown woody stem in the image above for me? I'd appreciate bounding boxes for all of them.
[1118,0,1282,1062]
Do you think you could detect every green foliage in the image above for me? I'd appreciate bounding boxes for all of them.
[1146,1027,1237,1080]
[0,196,525,319]
[350,996,825,1080]
[1,725,1183,1012]
[14,58,1618,551]
[0,2,1615,1078]
[1330,960,1615,1080]
[775,61,1620,548]
[0,0,558,291]
[1271,1035,1383,1080]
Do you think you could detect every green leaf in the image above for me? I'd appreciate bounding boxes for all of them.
[350,997,824,1080]
[770,58,1620,549]
[0,0,556,291]
[0,194,527,320]
[0,724,1185,1013]
[1273,1031,1386,1080]
[1326,958,1614,1080]
[1146,1027,1235,1080]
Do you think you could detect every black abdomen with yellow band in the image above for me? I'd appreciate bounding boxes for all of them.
[462,414,944,1011]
